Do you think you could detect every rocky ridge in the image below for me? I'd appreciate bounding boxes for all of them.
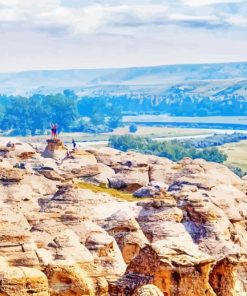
[0,138,246,295]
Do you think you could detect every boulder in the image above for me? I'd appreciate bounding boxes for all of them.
[39,169,66,182]
[72,163,115,186]
[85,232,127,278]
[134,284,163,296]
[0,208,40,268]
[149,164,176,184]
[126,240,215,296]
[45,264,105,296]
[0,167,25,183]
[0,264,49,296]
[0,140,36,160]
[242,175,247,181]
[109,166,149,192]
[148,181,169,190]
[103,210,148,264]
[42,139,67,160]
[133,186,163,198]
[59,152,98,171]
[86,147,123,166]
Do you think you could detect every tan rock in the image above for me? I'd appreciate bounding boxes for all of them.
[60,150,98,171]
[86,147,123,166]
[39,169,66,182]
[0,145,246,295]
[0,208,39,268]
[133,186,166,198]
[109,166,150,192]
[73,163,115,186]
[209,258,244,296]
[0,167,25,183]
[134,284,163,296]
[42,139,67,160]
[45,264,99,296]
[127,240,216,296]
[103,210,148,264]
[85,232,127,278]
[0,266,49,296]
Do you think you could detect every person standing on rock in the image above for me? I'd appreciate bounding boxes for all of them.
[51,123,58,139]
[72,139,76,149]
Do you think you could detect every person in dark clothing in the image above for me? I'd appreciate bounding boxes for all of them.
[51,123,58,139]
[72,139,76,149]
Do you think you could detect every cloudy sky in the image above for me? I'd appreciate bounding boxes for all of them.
[0,0,247,72]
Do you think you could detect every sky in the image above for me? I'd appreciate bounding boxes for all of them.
[0,0,247,72]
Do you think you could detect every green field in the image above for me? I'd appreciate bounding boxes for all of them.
[220,140,247,172]
[21,126,212,144]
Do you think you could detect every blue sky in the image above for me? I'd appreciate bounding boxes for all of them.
[0,0,247,72]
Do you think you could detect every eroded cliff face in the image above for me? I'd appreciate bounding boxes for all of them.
[0,140,246,295]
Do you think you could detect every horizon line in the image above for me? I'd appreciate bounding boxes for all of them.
[1,60,247,75]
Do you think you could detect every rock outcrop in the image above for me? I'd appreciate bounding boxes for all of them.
[0,139,246,295]
[42,139,67,160]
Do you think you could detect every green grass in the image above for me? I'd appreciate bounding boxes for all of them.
[76,181,141,202]
[21,127,212,144]
[220,140,247,172]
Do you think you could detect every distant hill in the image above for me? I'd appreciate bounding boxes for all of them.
[1,62,247,117]
[1,62,247,95]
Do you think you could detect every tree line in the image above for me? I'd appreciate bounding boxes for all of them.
[0,91,123,136]
[79,93,247,116]
[109,135,227,163]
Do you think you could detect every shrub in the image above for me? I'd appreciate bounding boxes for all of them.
[129,124,138,133]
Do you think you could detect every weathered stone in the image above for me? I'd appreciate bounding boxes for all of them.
[42,139,67,160]
[39,169,66,182]
[134,284,163,296]
[133,186,163,198]
[109,166,149,192]
[0,264,49,296]
[0,167,25,183]
[75,163,115,185]
[0,144,246,295]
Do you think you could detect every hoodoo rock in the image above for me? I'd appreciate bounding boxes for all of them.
[42,139,67,160]
[0,139,247,295]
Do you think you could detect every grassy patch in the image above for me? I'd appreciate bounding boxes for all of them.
[107,126,212,138]
[220,140,247,172]
[76,181,140,202]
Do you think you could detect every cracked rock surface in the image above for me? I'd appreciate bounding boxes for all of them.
[0,140,247,296]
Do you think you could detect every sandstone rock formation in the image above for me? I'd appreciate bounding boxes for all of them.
[0,139,246,295]
[42,139,67,160]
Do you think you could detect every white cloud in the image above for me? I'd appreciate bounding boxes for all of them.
[226,15,247,26]
[0,0,246,36]
[183,0,246,7]
[0,1,170,35]
[169,14,219,22]
[0,0,247,72]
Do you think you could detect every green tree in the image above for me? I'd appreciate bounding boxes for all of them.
[108,105,123,129]
[109,135,227,163]
[129,124,138,133]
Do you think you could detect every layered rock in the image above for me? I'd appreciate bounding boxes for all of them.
[0,257,49,296]
[109,166,150,192]
[42,139,67,160]
[0,140,246,295]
